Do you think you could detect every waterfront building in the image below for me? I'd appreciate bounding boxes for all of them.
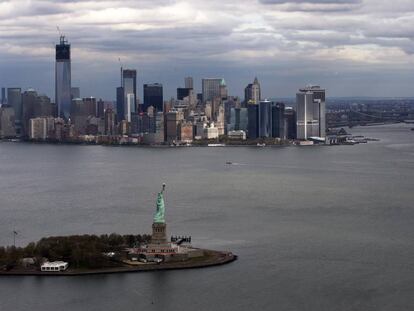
[215,105,225,136]
[85,116,104,135]
[296,85,326,140]
[135,110,152,134]
[55,35,71,119]
[7,88,22,135]
[239,108,248,132]
[184,77,194,89]
[104,108,116,135]
[271,102,285,139]
[143,111,164,144]
[228,130,246,140]
[29,117,48,140]
[143,83,163,113]
[119,120,129,136]
[0,106,16,138]
[228,107,248,132]
[192,114,209,139]
[70,97,96,135]
[29,116,61,140]
[259,100,272,138]
[166,110,184,142]
[244,77,261,105]
[284,107,297,139]
[41,261,68,272]
[247,103,259,139]
[202,78,225,102]
[180,122,194,142]
[204,123,219,139]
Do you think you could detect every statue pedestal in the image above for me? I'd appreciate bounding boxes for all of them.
[151,223,167,245]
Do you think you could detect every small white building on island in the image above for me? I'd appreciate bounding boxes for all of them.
[41,261,69,272]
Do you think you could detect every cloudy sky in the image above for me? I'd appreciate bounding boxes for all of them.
[1,0,414,100]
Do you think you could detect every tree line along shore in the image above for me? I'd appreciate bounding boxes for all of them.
[0,234,151,272]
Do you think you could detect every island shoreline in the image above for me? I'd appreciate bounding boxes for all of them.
[0,250,237,277]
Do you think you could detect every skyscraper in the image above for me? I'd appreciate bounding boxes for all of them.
[55,35,71,119]
[184,77,193,89]
[271,102,285,139]
[259,100,272,138]
[122,69,137,114]
[22,89,38,137]
[126,94,134,122]
[177,88,192,101]
[104,108,116,136]
[97,99,105,118]
[284,107,297,139]
[247,103,259,139]
[244,77,261,105]
[0,106,16,138]
[202,78,225,102]
[296,85,326,140]
[166,110,184,143]
[70,87,80,100]
[7,88,22,135]
[228,107,248,132]
[116,86,124,123]
[143,83,163,113]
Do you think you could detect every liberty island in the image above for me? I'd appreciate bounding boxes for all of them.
[0,184,236,275]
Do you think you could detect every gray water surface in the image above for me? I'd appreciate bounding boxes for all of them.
[0,124,413,311]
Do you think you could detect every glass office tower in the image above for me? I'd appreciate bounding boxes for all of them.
[55,36,71,119]
[122,69,137,115]
[143,83,163,113]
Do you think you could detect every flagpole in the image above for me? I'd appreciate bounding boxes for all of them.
[13,229,18,248]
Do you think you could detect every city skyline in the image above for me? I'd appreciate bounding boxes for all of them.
[1,0,414,100]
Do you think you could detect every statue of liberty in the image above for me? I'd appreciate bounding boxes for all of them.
[154,183,166,223]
